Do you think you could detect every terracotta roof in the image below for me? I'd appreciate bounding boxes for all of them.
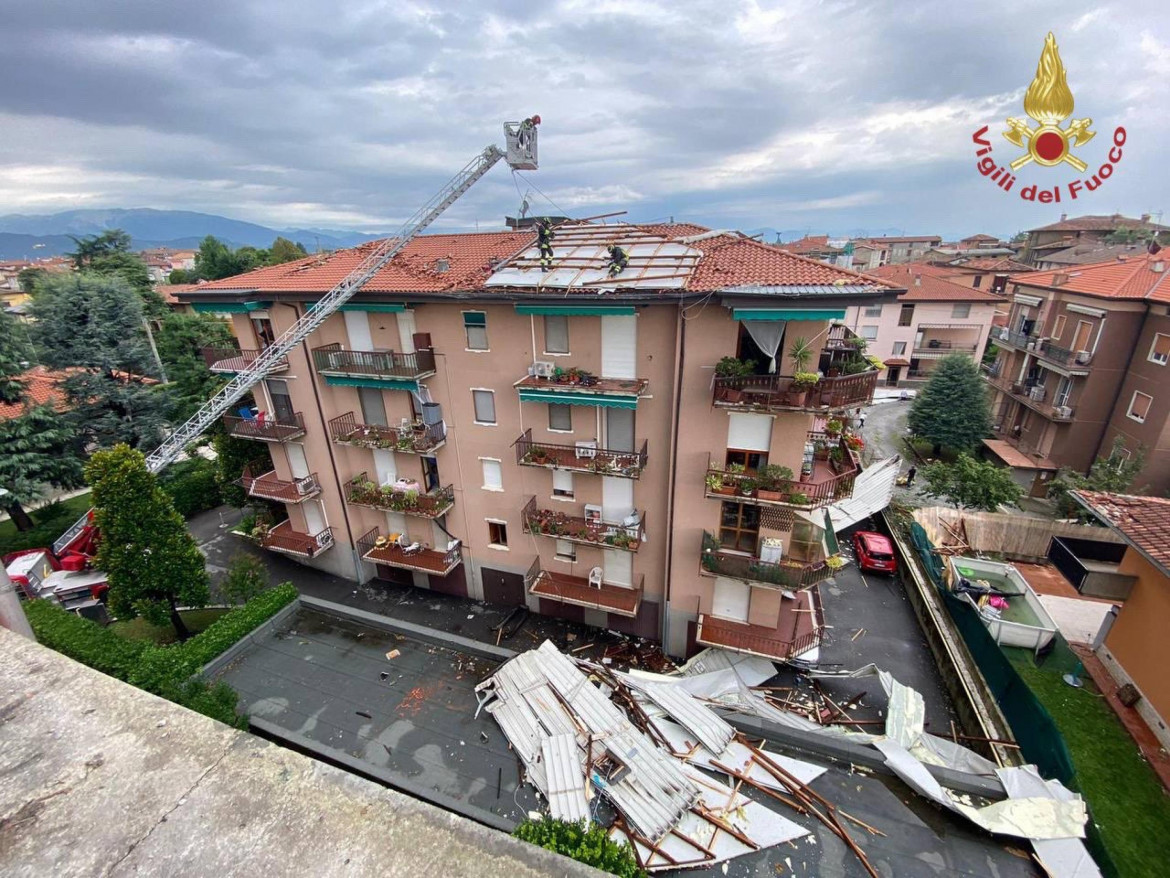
[687,233,898,292]
[961,234,1000,243]
[1073,491,1170,575]
[0,365,71,420]
[1012,252,1170,302]
[779,235,842,256]
[157,282,203,305]
[864,263,1001,302]
[949,257,1032,272]
[1029,214,1170,234]
[1034,243,1153,267]
[854,235,942,245]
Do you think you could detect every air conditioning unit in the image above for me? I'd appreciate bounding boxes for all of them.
[1029,386,1046,402]
[1074,350,1092,365]
[530,360,556,378]
[1053,406,1072,418]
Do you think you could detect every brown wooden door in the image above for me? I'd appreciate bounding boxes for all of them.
[481,567,525,606]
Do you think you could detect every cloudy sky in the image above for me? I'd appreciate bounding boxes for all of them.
[1,0,1166,240]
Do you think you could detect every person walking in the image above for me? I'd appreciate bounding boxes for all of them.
[856,408,867,428]
[905,465,917,486]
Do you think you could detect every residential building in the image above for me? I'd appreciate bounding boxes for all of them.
[139,248,198,283]
[1031,242,1157,271]
[844,263,999,386]
[849,235,943,270]
[1020,213,1169,265]
[778,235,853,269]
[983,252,1170,496]
[1072,491,1170,751]
[936,256,1032,295]
[179,221,901,660]
[958,233,1003,249]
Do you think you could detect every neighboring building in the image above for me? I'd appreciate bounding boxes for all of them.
[958,233,1002,249]
[983,252,1170,496]
[845,263,999,386]
[1031,242,1156,271]
[139,248,198,282]
[1072,491,1170,751]
[1020,213,1169,265]
[156,281,202,314]
[778,235,853,269]
[179,221,901,660]
[850,235,943,270]
[930,255,1032,296]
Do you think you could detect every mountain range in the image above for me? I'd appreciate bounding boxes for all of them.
[0,208,387,260]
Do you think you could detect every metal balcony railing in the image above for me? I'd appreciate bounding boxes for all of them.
[699,531,833,590]
[327,412,446,453]
[345,473,455,518]
[311,343,436,380]
[259,520,334,558]
[712,369,877,411]
[224,411,306,442]
[521,496,645,552]
[201,347,288,373]
[513,428,648,479]
[240,464,321,503]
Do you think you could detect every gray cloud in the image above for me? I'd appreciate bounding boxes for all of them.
[0,0,1165,239]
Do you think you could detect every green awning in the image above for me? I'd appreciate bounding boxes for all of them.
[514,304,636,316]
[823,508,840,554]
[339,303,404,313]
[192,301,270,314]
[733,308,845,321]
[324,376,419,392]
[517,389,639,409]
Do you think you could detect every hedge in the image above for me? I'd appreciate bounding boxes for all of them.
[512,818,645,878]
[158,457,223,519]
[25,583,299,728]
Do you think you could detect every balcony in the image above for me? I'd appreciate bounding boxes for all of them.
[704,439,860,510]
[712,370,877,413]
[911,339,979,358]
[513,428,647,480]
[328,412,446,454]
[524,558,643,618]
[989,326,1035,349]
[345,473,455,519]
[514,368,648,409]
[357,527,463,576]
[985,375,1076,422]
[521,496,645,553]
[240,464,321,504]
[696,590,822,661]
[224,411,306,442]
[700,532,833,590]
[1036,339,1093,371]
[259,520,334,559]
[202,347,287,374]
[311,343,436,382]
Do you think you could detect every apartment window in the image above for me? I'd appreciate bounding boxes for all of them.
[463,311,488,350]
[472,389,496,424]
[1149,333,1170,365]
[951,303,971,319]
[544,314,569,354]
[357,386,388,427]
[725,449,767,471]
[481,458,503,490]
[552,470,574,499]
[972,275,983,288]
[860,325,878,340]
[719,502,760,553]
[251,317,276,349]
[1112,446,1133,471]
[898,304,915,327]
[555,539,577,562]
[1053,314,1066,341]
[1127,391,1153,423]
[863,305,883,317]
[892,341,907,356]
[548,403,572,431]
[487,520,508,548]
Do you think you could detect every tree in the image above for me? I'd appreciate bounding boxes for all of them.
[512,818,644,878]
[213,430,269,507]
[1104,227,1155,246]
[17,266,47,294]
[67,229,165,316]
[908,354,992,455]
[0,405,85,531]
[155,312,235,420]
[194,235,259,281]
[267,236,308,265]
[1047,437,1148,518]
[219,553,271,605]
[85,445,210,641]
[0,308,31,404]
[921,453,1023,510]
[167,268,198,284]
[30,273,171,450]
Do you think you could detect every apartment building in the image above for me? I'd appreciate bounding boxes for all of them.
[850,235,942,270]
[1020,213,1169,265]
[778,235,853,269]
[842,263,999,386]
[180,221,900,660]
[984,251,1170,496]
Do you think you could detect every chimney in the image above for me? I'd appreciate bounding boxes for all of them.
[1052,272,1069,286]
[1060,213,1067,221]
[1153,260,1166,274]
[1141,214,1151,224]
[914,274,921,286]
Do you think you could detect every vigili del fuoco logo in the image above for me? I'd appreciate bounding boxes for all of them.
[972,32,1127,204]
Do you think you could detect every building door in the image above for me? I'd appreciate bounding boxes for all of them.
[481,567,525,606]
[719,502,760,553]
[265,379,295,422]
[343,311,374,352]
[1055,376,1072,407]
[606,408,635,453]
[601,315,637,379]
[712,579,750,622]
[421,456,440,492]
[303,500,326,536]
[286,443,310,479]
[358,386,388,427]
[885,367,901,386]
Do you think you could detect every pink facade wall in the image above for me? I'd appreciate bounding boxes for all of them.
[843,300,995,372]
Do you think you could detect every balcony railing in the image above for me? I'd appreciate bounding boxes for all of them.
[202,347,287,374]
[513,428,648,480]
[699,532,833,590]
[345,473,455,518]
[696,591,822,661]
[989,326,1035,349]
[311,342,436,380]
[1037,340,1093,369]
[712,369,877,412]
[357,527,463,576]
[704,440,860,509]
[327,412,446,454]
[521,496,645,553]
[240,464,321,504]
[224,411,306,442]
[985,375,1076,422]
[523,557,644,618]
[259,520,334,558]
[514,370,648,400]
[823,324,865,351]
[912,341,979,356]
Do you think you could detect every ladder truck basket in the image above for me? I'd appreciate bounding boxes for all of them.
[504,117,540,170]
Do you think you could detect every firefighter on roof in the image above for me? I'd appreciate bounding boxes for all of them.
[607,244,629,276]
[537,218,555,271]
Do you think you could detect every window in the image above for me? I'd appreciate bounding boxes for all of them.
[544,314,569,354]
[251,317,276,349]
[892,341,907,356]
[264,379,294,422]
[1149,333,1170,365]
[555,539,576,562]
[481,458,503,490]
[487,521,508,547]
[1127,391,1153,423]
[548,403,572,431]
[860,325,878,340]
[1052,314,1066,341]
[357,386,388,427]
[951,303,971,319]
[472,389,496,424]
[463,311,488,350]
[725,449,767,471]
[719,502,760,553]
[552,470,574,499]
[972,275,983,288]
[898,304,915,327]
[863,305,883,317]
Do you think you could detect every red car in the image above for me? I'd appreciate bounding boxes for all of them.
[852,531,898,575]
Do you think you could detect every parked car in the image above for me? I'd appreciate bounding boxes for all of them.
[852,531,898,575]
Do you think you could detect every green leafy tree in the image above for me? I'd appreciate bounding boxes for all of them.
[212,430,269,507]
[220,553,271,605]
[512,818,644,878]
[30,272,171,450]
[908,354,992,455]
[155,312,235,420]
[167,268,198,284]
[1009,231,1027,244]
[1047,437,1148,518]
[0,308,31,404]
[17,266,47,294]
[67,229,165,316]
[921,453,1023,510]
[267,236,308,265]
[1104,227,1155,246]
[0,405,84,531]
[194,235,260,281]
[86,445,210,641]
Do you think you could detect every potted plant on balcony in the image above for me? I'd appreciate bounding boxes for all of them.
[828,445,845,473]
[715,356,755,378]
[789,371,821,406]
[786,490,811,506]
[738,475,758,498]
[756,464,794,501]
[825,418,843,437]
[845,433,865,452]
[527,445,550,465]
[813,440,830,461]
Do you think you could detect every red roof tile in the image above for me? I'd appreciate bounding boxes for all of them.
[0,365,70,420]
[1013,252,1170,302]
[950,257,1032,272]
[865,263,1001,302]
[1074,491,1170,574]
[687,233,898,291]
[1029,214,1170,234]
[854,235,942,245]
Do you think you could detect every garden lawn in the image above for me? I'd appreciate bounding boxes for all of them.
[1007,649,1170,878]
[0,493,94,557]
[110,608,231,644]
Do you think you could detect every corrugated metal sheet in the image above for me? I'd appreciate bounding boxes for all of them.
[636,681,735,755]
[542,733,590,823]
[811,456,900,535]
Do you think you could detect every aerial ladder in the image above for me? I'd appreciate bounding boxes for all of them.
[51,118,541,557]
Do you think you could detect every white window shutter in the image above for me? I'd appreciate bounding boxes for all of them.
[727,412,773,452]
[482,459,503,490]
